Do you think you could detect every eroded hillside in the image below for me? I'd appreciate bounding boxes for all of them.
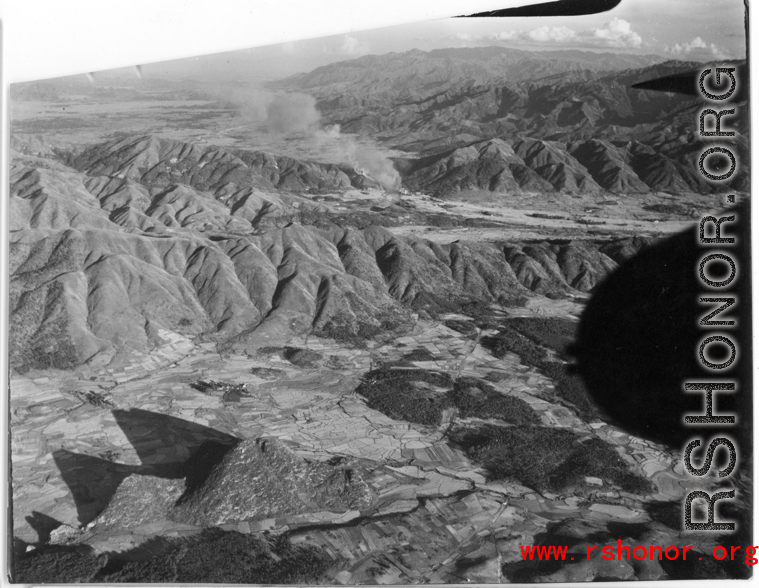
[10,132,672,372]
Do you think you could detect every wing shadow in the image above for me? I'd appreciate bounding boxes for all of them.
[52,409,239,526]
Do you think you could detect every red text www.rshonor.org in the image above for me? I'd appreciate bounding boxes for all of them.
[519,541,759,565]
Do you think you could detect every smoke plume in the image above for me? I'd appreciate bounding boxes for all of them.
[315,124,401,191]
[263,93,321,134]
[233,90,401,191]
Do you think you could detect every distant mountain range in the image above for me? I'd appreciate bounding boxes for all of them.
[277,48,747,195]
[276,47,668,99]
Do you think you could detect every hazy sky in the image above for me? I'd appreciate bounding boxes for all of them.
[129,0,747,82]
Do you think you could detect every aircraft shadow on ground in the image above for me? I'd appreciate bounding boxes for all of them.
[572,204,750,450]
[24,511,65,545]
[52,409,239,526]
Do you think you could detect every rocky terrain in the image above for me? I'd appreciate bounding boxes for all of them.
[9,44,750,584]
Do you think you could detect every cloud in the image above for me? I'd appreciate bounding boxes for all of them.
[489,31,519,42]
[664,36,728,59]
[589,18,642,49]
[666,37,707,53]
[452,18,643,49]
[339,35,369,56]
[322,34,369,57]
[526,26,577,44]
[280,41,298,55]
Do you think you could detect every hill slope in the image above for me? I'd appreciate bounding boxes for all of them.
[10,133,661,371]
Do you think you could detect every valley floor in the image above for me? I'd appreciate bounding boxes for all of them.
[11,303,725,583]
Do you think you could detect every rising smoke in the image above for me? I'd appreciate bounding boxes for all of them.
[234,90,401,191]
[313,124,401,192]
[263,93,321,134]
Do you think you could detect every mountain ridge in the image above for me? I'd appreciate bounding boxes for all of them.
[275,46,670,98]
[10,131,663,373]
